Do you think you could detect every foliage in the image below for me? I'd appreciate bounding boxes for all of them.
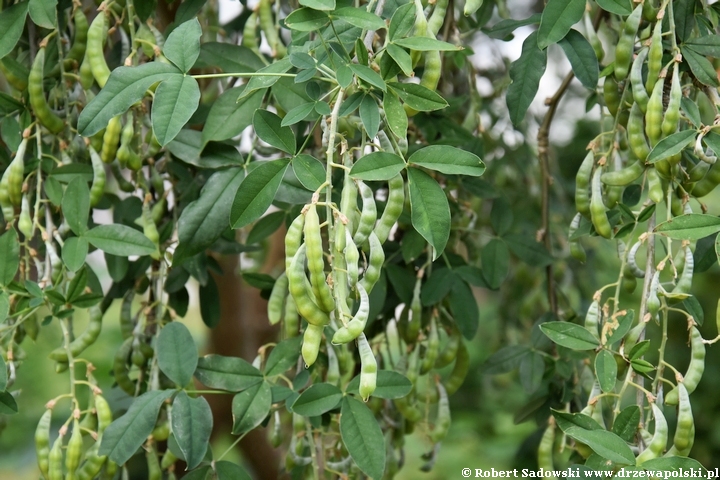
[0,0,719,477]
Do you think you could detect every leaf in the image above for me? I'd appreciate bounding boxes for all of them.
[393,37,461,52]
[29,0,57,29]
[481,239,509,289]
[157,322,198,386]
[420,268,456,305]
[552,410,603,432]
[253,110,296,154]
[202,86,264,144]
[0,228,19,286]
[291,383,343,416]
[231,381,272,435]
[350,64,387,92]
[174,168,246,265]
[299,0,335,11]
[99,390,174,465]
[199,276,220,328]
[333,7,385,30]
[519,352,545,393]
[507,31,547,126]
[655,214,720,241]
[407,167,451,260]
[340,396,386,479]
[152,75,201,146]
[484,14,542,39]
[62,237,88,273]
[62,177,90,236]
[247,211,286,245]
[344,370,413,399]
[612,405,640,443]
[674,0,696,43]
[595,0,632,15]
[388,3,415,41]
[490,197,513,236]
[0,2,29,60]
[594,350,617,393]
[684,35,720,58]
[383,92,408,139]
[640,456,706,472]
[408,145,485,176]
[563,427,636,465]
[194,355,263,391]
[388,82,448,111]
[0,292,8,324]
[681,46,719,87]
[196,42,265,73]
[386,44,413,76]
[78,63,181,136]
[0,355,5,391]
[537,0,586,49]
[558,30,599,89]
[647,129,696,164]
[281,102,316,126]
[284,8,329,32]
[163,18,202,73]
[350,152,405,181]
[504,233,554,266]
[84,224,157,256]
[0,391,17,414]
[292,154,325,191]
[449,280,480,339]
[359,94,380,138]
[265,336,302,377]
[215,461,253,480]
[539,322,600,350]
[604,310,634,345]
[230,159,291,229]
[171,391,212,470]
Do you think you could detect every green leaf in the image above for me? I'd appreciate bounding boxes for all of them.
[284,8,329,32]
[157,322,198,387]
[99,390,174,464]
[504,233,554,266]
[215,461,252,480]
[0,391,17,414]
[199,276,220,328]
[230,159,291,229]
[202,86,264,144]
[674,0,696,43]
[350,152,405,181]
[292,154,325,191]
[265,336,302,377]
[359,94,380,138]
[612,405,640,443]
[537,0,586,49]
[481,238,509,289]
[684,36,720,58]
[152,74,201,146]
[655,214,720,241]
[246,211,286,245]
[449,280,480,339]
[551,410,603,432]
[507,31,547,126]
[182,466,212,480]
[231,381,272,435]
[62,237,88,273]
[539,322,600,350]
[519,352,544,393]
[0,355,6,391]
[408,145,485,176]
[83,224,157,256]
[604,310,634,345]
[388,3,415,41]
[558,30,599,89]
[78,63,181,136]
[0,2,29,60]
[0,292,8,323]
[253,110,296,154]
[0,228,20,286]
[484,14,542,39]
[341,396,385,479]
[62,177,90,236]
[163,18,202,73]
[344,370,413,399]
[196,42,266,73]
[350,64,387,92]
[681,46,719,87]
[171,391,212,470]
[174,168,246,265]
[393,37,461,51]
[595,0,632,15]
[29,0,57,29]
[66,267,88,304]
[595,350,617,393]
[281,102,316,126]
[383,92,408,139]
[490,197,513,236]
[333,7,385,30]
[407,167,451,260]
[291,383,343,416]
[388,82,448,111]
[482,345,530,374]
[647,129,696,164]
[563,427,636,465]
[386,44,413,76]
[299,0,335,11]
[194,355,263,391]
[640,456,706,472]
[420,268,456,305]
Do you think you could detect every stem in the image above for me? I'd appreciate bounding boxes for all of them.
[634,212,656,419]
